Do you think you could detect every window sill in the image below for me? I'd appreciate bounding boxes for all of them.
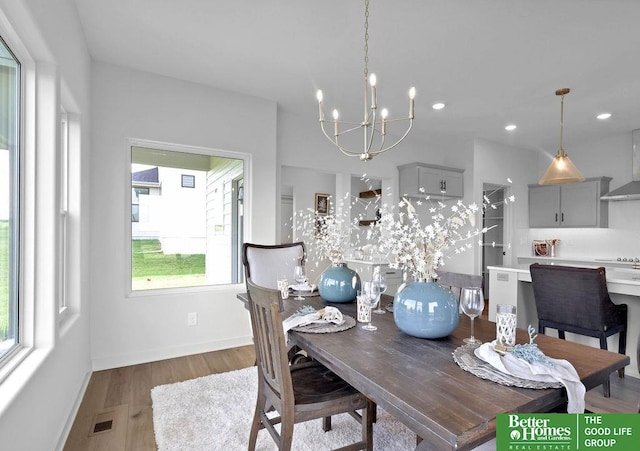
[0,347,50,416]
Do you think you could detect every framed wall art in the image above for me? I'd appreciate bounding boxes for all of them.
[315,193,330,215]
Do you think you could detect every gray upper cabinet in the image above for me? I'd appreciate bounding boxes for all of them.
[398,163,464,198]
[528,177,611,228]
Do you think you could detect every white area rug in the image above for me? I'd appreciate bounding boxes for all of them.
[151,366,417,450]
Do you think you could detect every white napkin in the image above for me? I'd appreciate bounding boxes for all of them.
[475,340,586,413]
[289,282,317,293]
[282,306,344,334]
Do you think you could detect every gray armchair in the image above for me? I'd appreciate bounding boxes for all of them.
[529,263,627,397]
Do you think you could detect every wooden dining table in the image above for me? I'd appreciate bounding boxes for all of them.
[237,292,630,450]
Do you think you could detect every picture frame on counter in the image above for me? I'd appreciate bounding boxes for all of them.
[533,240,548,256]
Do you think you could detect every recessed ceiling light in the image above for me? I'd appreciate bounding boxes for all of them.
[505,124,517,131]
[432,102,445,110]
[596,113,612,120]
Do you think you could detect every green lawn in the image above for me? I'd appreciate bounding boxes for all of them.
[132,239,205,281]
[1,236,207,339]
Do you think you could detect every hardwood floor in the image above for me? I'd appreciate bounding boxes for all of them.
[64,345,639,450]
[63,345,256,451]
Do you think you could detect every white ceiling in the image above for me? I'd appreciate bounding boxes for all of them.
[73,0,640,153]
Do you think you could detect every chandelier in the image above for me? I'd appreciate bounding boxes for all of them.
[316,0,416,161]
[539,88,585,185]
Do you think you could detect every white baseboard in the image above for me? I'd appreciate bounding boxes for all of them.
[55,370,92,451]
[91,335,254,371]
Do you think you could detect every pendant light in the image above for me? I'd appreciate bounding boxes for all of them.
[539,88,585,185]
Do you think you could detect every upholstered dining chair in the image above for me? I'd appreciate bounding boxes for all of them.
[242,242,305,289]
[529,263,628,397]
[246,280,374,451]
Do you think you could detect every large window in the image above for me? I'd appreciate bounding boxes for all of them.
[0,37,20,361]
[131,145,245,291]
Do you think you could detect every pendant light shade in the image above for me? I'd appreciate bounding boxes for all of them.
[539,88,585,185]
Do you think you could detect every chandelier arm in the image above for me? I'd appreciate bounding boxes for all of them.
[337,123,367,135]
[319,120,362,157]
[369,120,414,156]
[383,115,415,123]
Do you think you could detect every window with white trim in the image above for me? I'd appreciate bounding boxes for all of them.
[0,36,20,362]
[130,144,245,291]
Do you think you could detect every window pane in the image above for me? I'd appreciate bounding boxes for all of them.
[131,146,244,291]
[0,37,20,360]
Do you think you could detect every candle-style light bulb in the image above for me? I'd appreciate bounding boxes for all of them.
[369,73,377,109]
[381,108,388,135]
[316,90,324,120]
[332,109,339,137]
[409,87,416,118]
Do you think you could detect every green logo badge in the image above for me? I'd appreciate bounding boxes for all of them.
[497,413,639,450]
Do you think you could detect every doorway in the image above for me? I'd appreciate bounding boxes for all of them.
[481,184,506,298]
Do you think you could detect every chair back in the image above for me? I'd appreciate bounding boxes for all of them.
[246,280,294,409]
[436,270,483,300]
[529,263,614,331]
[242,242,305,289]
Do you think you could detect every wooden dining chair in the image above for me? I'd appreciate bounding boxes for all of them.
[242,241,308,364]
[242,242,306,289]
[436,271,484,300]
[436,270,485,317]
[246,280,374,451]
[529,263,628,397]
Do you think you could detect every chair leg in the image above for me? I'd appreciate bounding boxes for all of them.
[602,375,611,398]
[599,334,608,351]
[618,329,627,378]
[248,392,266,451]
[280,417,294,451]
[322,416,331,432]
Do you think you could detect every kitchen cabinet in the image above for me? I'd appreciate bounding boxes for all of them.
[398,163,464,198]
[528,177,611,228]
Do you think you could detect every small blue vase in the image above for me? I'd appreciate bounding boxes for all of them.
[393,280,459,338]
[318,263,361,303]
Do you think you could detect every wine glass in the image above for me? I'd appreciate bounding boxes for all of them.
[359,281,380,331]
[460,287,485,344]
[293,265,307,300]
[371,266,387,314]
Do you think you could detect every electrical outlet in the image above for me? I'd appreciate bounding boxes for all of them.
[187,312,198,326]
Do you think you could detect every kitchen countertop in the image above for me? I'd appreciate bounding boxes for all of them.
[489,264,640,295]
[518,255,640,269]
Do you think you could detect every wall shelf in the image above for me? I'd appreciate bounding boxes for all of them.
[359,189,382,199]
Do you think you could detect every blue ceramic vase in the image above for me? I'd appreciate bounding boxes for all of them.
[393,280,459,338]
[318,263,361,303]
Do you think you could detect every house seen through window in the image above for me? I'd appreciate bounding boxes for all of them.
[131,146,244,291]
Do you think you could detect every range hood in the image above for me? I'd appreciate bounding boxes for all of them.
[601,129,640,201]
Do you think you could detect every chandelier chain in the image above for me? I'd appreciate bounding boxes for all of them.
[363,0,369,79]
